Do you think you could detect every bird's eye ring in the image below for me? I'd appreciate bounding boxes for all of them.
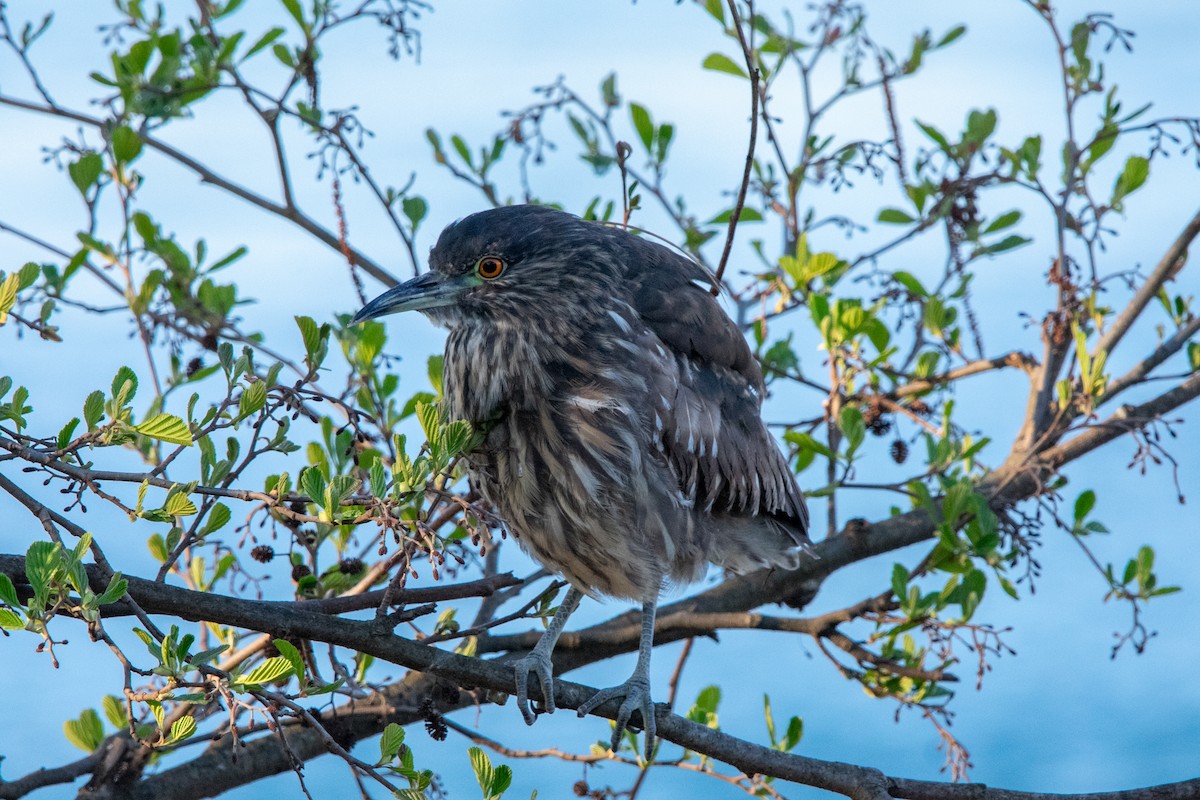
[475,256,506,280]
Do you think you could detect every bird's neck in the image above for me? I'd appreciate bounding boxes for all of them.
[443,318,564,425]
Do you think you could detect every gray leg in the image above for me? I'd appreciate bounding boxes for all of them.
[577,588,660,759]
[513,586,584,725]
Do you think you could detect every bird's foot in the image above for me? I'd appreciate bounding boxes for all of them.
[577,675,657,759]
[513,647,557,725]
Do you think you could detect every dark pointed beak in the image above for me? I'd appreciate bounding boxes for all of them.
[351,271,464,324]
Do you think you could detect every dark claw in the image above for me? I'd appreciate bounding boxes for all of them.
[513,649,557,725]
[577,677,657,760]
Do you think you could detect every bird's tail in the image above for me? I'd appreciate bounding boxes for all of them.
[706,513,813,575]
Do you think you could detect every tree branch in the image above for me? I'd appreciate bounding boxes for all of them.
[0,552,1195,800]
[1093,207,1200,359]
[0,92,400,287]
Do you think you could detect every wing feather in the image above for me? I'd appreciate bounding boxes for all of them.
[619,238,810,545]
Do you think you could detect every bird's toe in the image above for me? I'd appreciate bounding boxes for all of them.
[513,650,556,725]
[578,677,657,758]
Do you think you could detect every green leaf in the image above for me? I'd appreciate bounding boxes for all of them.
[243,26,285,60]
[280,0,306,29]
[237,656,293,687]
[202,502,231,535]
[17,262,40,289]
[629,103,654,152]
[68,152,103,195]
[0,572,19,606]
[492,765,513,796]
[96,573,128,605]
[965,108,997,145]
[379,722,406,762]
[134,413,193,446]
[239,380,267,420]
[0,273,19,324]
[25,540,59,596]
[469,747,495,795]
[110,126,143,163]
[63,709,104,752]
[0,608,23,629]
[102,696,129,729]
[937,24,966,48]
[295,315,319,356]
[891,563,909,599]
[1074,490,1096,522]
[402,196,428,229]
[702,52,747,78]
[273,639,305,683]
[708,207,764,224]
[838,405,865,454]
[983,210,1021,234]
[57,417,80,449]
[1111,155,1150,210]
[163,491,198,518]
[877,208,915,224]
[977,234,1031,256]
[111,366,138,406]
[167,716,197,745]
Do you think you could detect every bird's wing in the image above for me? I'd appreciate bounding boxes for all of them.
[623,239,810,543]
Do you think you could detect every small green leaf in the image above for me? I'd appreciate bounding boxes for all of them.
[25,540,59,596]
[296,315,320,356]
[877,208,915,224]
[1111,155,1150,210]
[702,52,747,78]
[111,366,138,405]
[17,262,40,289]
[237,656,293,687]
[134,413,193,446]
[242,26,285,60]
[379,722,406,762]
[110,126,143,163]
[63,709,105,752]
[239,380,267,420]
[273,639,305,683]
[0,572,19,606]
[202,502,231,535]
[163,491,197,518]
[629,103,654,152]
[57,417,80,449]
[68,152,103,195]
[891,563,909,599]
[102,695,129,729]
[402,196,428,229]
[983,210,1021,234]
[96,573,128,605]
[84,390,105,430]
[167,716,196,745]
[1073,490,1096,522]
[0,273,19,324]
[469,747,495,796]
[0,608,23,629]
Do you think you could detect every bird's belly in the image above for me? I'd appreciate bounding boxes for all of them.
[467,421,707,600]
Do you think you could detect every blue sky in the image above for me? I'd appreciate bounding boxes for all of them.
[0,2,1197,798]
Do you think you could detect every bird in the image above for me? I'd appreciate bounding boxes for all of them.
[352,205,810,757]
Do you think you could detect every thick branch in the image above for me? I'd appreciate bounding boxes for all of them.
[2,555,1196,800]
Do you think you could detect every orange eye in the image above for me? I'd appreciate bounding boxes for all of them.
[476,256,506,280]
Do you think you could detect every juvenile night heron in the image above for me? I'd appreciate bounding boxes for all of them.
[353,205,810,754]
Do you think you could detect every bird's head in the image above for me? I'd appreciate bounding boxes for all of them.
[352,205,623,329]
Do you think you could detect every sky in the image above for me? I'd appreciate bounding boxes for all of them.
[0,1,1197,799]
